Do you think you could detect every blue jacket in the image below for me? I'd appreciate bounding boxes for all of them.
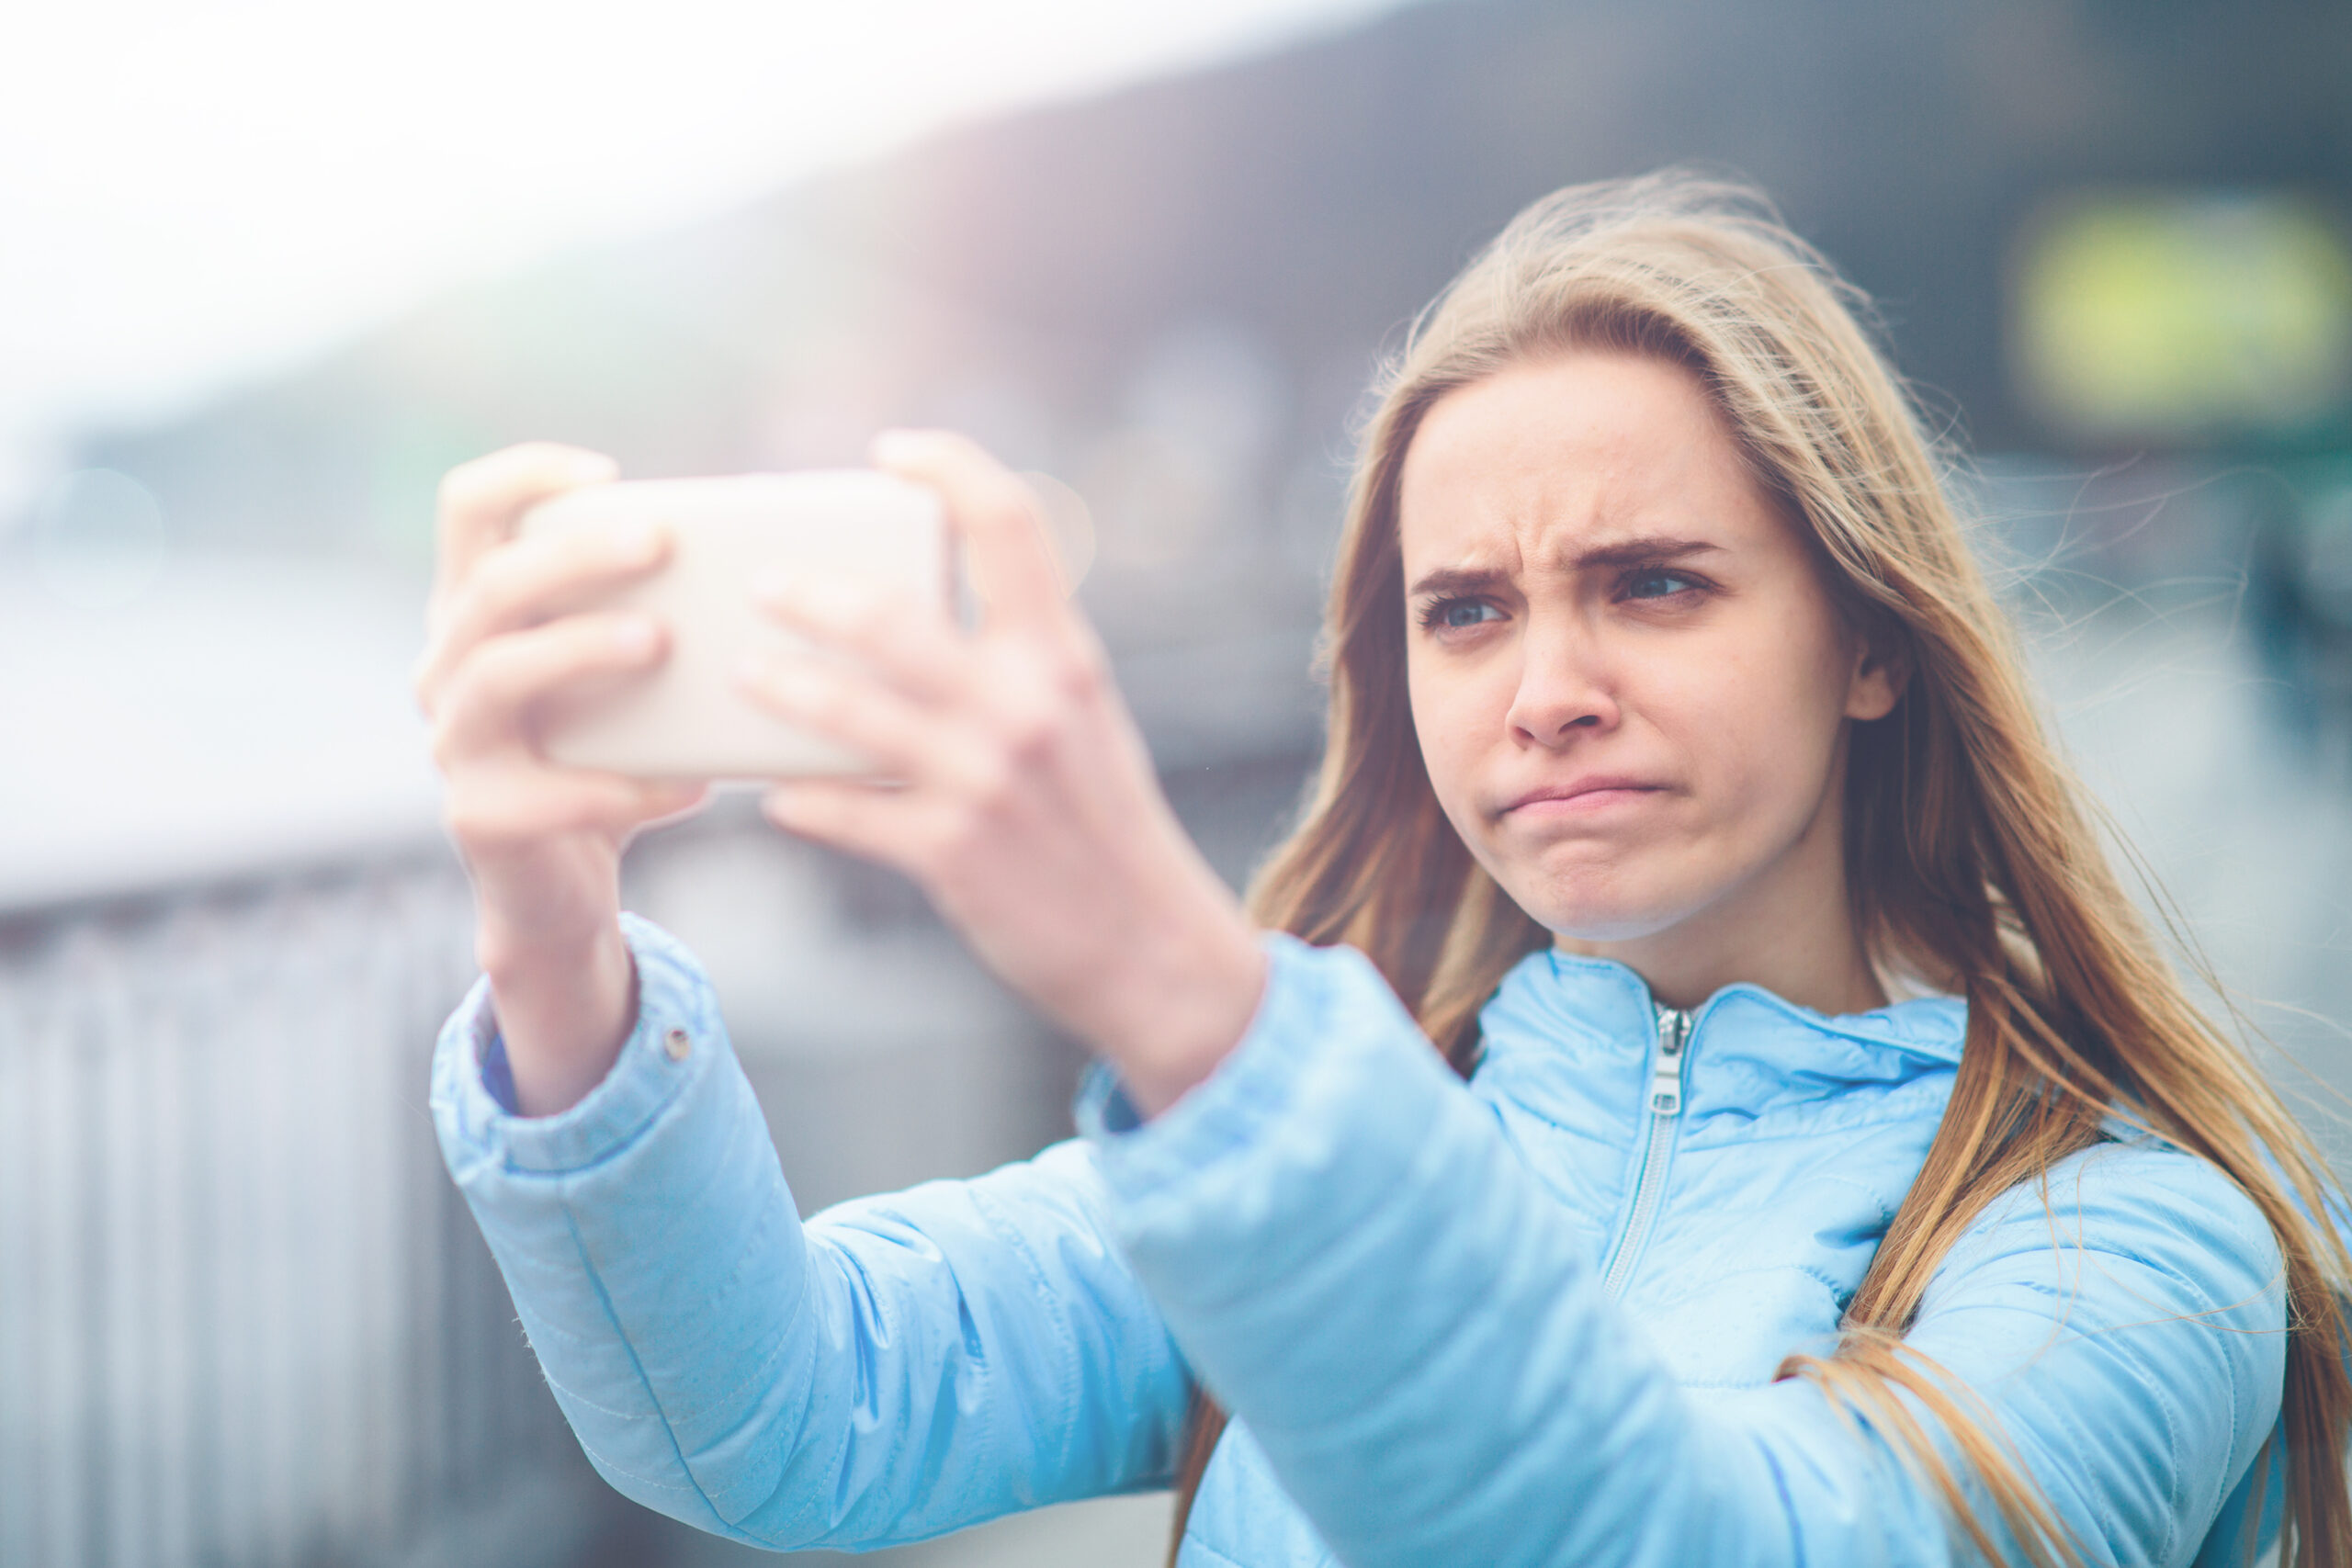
[431,916,2289,1567]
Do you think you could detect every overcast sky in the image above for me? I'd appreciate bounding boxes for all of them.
[0,0,1408,520]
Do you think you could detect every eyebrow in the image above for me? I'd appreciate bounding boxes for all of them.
[1405,536,1724,599]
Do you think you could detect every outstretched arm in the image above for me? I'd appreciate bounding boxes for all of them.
[432,916,1191,1550]
[693,427,2284,1563]
[1082,935,2287,1568]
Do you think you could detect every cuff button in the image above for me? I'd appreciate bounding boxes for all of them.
[662,1027,693,1063]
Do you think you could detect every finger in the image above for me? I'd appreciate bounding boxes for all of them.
[760,776,937,871]
[870,429,1070,637]
[752,574,971,710]
[435,613,667,761]
[636,778,714,832]
[1020,469,1095,595]
[447,764,706,848]
[435,443,618,596]
[733,653,939,779]
[417,520,669,708]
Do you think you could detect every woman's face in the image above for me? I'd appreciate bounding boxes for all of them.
[1397,351,1900,969]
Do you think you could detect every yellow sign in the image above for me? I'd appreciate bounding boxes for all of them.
[2013,192,2352,445]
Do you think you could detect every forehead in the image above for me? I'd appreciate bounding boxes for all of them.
[1396,352,1787,570]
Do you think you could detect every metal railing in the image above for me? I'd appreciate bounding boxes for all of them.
[0,853,606,1568]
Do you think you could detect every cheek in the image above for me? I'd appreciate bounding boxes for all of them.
[1673,623,1852,824]
[1407,649,1498,812]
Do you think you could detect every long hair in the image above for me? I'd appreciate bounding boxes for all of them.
[1164,170,2352,1567]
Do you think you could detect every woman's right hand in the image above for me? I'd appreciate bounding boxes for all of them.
[415,443,707,1115]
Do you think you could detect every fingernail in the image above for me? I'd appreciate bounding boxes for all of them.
[613,616,658,655]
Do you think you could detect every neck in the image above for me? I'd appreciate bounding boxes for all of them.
[1558,915,1887,1019]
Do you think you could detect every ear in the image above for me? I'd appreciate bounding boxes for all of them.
[1842,618,1909,723]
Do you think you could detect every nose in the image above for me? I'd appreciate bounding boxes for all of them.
[1504,610,1619,748]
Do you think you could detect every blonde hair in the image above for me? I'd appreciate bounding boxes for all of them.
[1167,170,2352,1567]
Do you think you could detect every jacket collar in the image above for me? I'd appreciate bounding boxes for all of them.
[1478,946,1968,1081]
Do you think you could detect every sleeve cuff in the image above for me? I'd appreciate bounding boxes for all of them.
[435,911,731,1177]
[1073,932,1385,1209]
[479,1027,521,1114]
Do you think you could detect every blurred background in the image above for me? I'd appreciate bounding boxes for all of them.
[4,1,2350,1563]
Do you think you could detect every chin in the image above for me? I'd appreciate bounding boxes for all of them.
[1497,875,1695,945]
[1482,844,1702,944]
[1534,907,1690,945]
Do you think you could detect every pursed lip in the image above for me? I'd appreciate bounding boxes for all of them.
[1499,774,1668,816]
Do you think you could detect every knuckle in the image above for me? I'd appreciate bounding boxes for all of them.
[449,645,507,706]
[467,565,560,656]
[435,451,518,521]
[560,527,613,573]
[438,443,605,524]
[435,460,486,514]
[1052,645,1105,704]
[430,592,492,660]
[442,656,511,727]
[468,544,529,615]
[1001,709,1057,762]
[928,804,986,861]
[994,684,1068,761]
[442,795,499,846]
[962,752,1018,815]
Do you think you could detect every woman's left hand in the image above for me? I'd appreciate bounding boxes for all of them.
[740,429,1267,1119]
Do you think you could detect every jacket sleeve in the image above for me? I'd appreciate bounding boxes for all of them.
[1081,934,2289,1568]
[429,914,1192,1550]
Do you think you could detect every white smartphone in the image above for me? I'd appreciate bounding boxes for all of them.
[518,470,948,780]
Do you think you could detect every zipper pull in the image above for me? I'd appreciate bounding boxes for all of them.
[1648,1008,1691,1116]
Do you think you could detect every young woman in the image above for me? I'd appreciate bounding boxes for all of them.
[420,173,2352,1566]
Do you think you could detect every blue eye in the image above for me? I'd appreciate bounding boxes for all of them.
[1429,598,1501,630]
[1623,570,1698,601]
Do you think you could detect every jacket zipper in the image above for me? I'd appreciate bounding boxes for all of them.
[1599,1003,1692,1301]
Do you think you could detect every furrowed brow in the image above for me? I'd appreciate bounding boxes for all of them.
[1569,536,1724,571]
[1408,538,1723,599]
[1406,565,1511,600]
